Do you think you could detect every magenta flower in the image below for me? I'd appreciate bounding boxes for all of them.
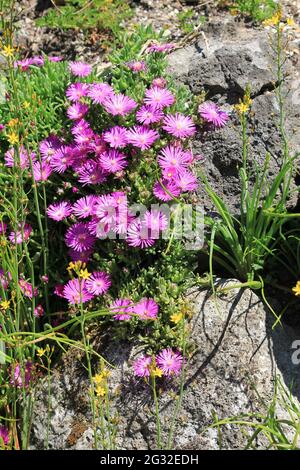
[88,218,110,239]
[126,221,155,248]
[133,298,159,320]
[152,77,167,88]
[125,126,159,150]
[47,201,73,221]
[34,304,44,318]
[77,162,108,186]
[111,298,133,321]
[136,105,164,125]
[4,146,36,170]
[67,102,89,120]
[147,43,175,53]
[66,82,90,102]
[88,82,114,105]
[71,119,91,137]
[163,113,196,138]
[48,56,63,62]
[50,146,75,173]
[94,194,115,224]
[158,145,188,172]
[132,355,152,377]
[31,56,44,66]
[15,58,34,71]
[39,135,61,162]
[32,161,52,181]
[103,126,128,149]
[63,278,94,304]
[173,169,198,192]
[89,134,107,156]
[54,284,65,298]
[126,60,147,72]
[19,279,37,298]
[9,223,32,245]
[74,127,94,146]
[0,426,9,446]
[65,222,96,252]
[99,149,128,173]
[85,271,111,296]
[0,222,7,235]
[198,102,229,127]
[69,61,92,77]
[103,93,137,116]
[153,179,181,201]
[144,87,175,109]
[10,361,32,388]
[143,209,168,235]
[156,348,183,376]
[73,195,97,219]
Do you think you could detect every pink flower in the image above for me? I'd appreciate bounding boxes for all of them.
[152,77,167,88]
[103,126,128,149]
[19,279,37,298]
[34,304,44,318]
[48,56,63,62]
[158,145,188,172]
[77,162,108,186]
[94,194,115,224]
[103,93,137,116]
[63,278,94,304]
[88,135,107,156]
[74,127,94,146]
[163,113,196,139]
[173,169,198,192]
[72,195,97,219]
[32,161,52,181]
[0,222,7,235]
[65,222,96,252]
[133,298,159,320]
[67,102,89,120]
[4,146,36,170]
[50,146,75,173]
[144,87,175,109]
[31,56,44,66]
[69,61,92,77]
[41,275,49,283]
[198,102,229,127]
[66,82,90,102]
[147,43,175,53]
[156,348,183,376]
[153,179,181,201]
[39,135,61,163]
[111,298,133,321]
[54,284,65,298]
[126,60,147,72]
[99,149,128,173]
[132,355,152,377]
[10,361,32,388]
[125,126,159,150]
[136,105,164,125]
[47,201,73,221]
[71,119,91,137]
[126,221,155,248]
[85,271,111,296]
[143,209,168,236]
[0,426,9,446]
[15,58,34,71]
[9,223,32,244]
[88,82,114,105]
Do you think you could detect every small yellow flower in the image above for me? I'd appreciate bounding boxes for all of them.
[67,261,76,273]
[79,268,91,280]
[7,118,19,128]
[23,101,30,110]
[95,385,106,397]
[36,347,46,357]
[0,300,10,310]
[151,367,163,378]
[292,281,300,297]
[263,10,282,27]
[93,373,104,385]
[2,45,14,57]
[170,311,183,324]
[286,18,295,27]
[7,132,18,145]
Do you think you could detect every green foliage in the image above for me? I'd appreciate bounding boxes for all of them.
[229,0,277,22]
[36,0,132,33]
[177,8,206,34]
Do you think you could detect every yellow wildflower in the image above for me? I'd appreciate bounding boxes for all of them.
[0,300,10,310]
[170,311,183,324]
[67,261,76,273]
[7,118,19,128]
[79,268,91,280]
[36,347,46,357]
[95,385,106,397]
[7,132,18,145]
[151,367,163,378]
[23,101,30,110]
[292,281,300,297]
[2,45,14,57]
[286,18,295,27]
[263,10,282,27]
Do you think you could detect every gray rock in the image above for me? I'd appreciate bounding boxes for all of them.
[168,21,300,212]
[30,280,300,450]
